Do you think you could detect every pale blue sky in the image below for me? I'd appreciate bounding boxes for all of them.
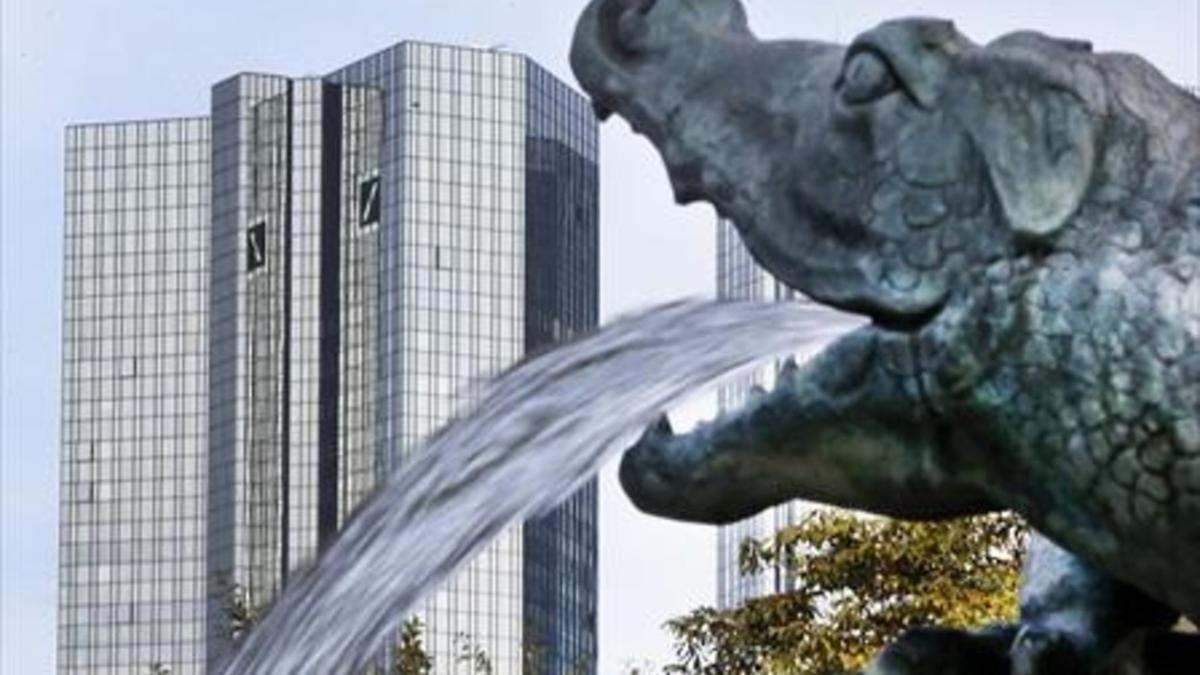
[2,1,1196,673]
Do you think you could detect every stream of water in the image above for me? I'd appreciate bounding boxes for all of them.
[220,299,861,674]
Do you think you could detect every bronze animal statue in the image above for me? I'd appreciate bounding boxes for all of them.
[570,1,1200,672]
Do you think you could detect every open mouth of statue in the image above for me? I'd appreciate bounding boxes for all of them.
[868,300,945,334]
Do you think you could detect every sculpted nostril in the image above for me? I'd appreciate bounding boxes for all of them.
[595,0,656,57]
[634,0,658,16]
[608,0,664,55]
[591,100,614,121]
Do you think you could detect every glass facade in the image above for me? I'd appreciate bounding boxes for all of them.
[207,73,289,663]
[520,62,599,675]
[329,43,598,675]
[60,118,212,674]
[206,74,385,664]
[61,42,597,675]
[713,218,821,610]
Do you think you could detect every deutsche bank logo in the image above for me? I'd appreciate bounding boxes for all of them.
[247,221,267,272]
[359,174,381,228]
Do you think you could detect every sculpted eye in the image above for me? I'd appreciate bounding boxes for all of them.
[839,50,898,105]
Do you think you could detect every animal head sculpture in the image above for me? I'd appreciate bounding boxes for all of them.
[573,2,1200,671]
[572,0,1199,330]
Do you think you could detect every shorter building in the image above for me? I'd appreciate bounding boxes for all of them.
[714,218,830,609]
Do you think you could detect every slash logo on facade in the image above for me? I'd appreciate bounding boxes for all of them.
[247,221,267,272]
[359,175,380,228]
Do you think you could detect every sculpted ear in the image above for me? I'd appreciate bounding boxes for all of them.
[850,18,971,108]
[604,0,750,55]
[952,33,1107,241]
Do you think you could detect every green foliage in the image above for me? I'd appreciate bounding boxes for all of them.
[452,631,493,674]
[523,636,549,675]
[664,511,1025,674]
[226,582,265,643]
[223,579,437,675]
[393,618,434,675]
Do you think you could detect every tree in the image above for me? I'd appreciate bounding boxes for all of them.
[393,617,434,675]
[224,577,436,675]
[226,581,265,643]
[663,510,1025,674]
[453,631,494,674]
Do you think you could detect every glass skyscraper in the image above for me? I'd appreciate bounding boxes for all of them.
[60,42,597,675]
[713,218,822,610]
[60,118,213,674]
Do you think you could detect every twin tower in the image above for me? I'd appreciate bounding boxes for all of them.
[60,42,598,674]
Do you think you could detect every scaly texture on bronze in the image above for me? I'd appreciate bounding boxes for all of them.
[571,1,1200,672]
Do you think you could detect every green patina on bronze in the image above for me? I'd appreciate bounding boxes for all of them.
[571,1,1200,672]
